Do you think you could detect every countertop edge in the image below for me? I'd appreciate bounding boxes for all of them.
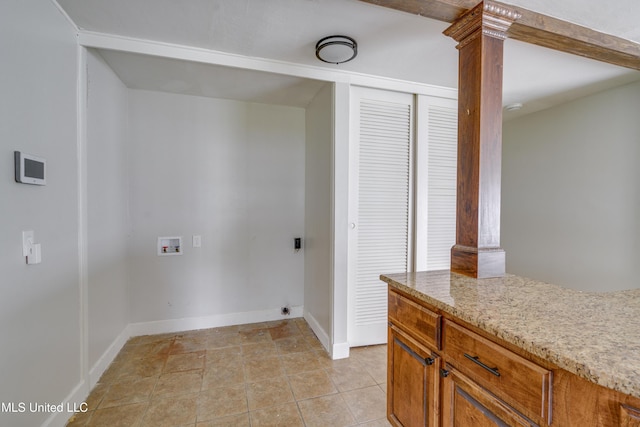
[381,272,640,399]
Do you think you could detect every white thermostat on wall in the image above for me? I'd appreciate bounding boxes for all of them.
[14,151,46,185]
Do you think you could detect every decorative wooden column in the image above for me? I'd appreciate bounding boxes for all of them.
[444,1,520,278]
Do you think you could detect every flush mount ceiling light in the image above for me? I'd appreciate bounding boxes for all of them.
[505,103,523,112]
[315,35,357,64]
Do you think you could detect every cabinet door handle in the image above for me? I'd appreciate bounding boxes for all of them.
[440,369,449,378]
[425,357,435,366]
[464,353,501,377]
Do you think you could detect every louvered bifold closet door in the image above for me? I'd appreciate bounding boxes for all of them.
[349,87,413,346]
[426,100,458,270]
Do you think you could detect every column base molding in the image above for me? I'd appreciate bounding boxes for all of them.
[451,245,505,278]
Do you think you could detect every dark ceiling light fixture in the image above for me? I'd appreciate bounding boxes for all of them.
[315,35,358,64]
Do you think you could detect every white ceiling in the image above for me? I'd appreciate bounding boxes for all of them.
[56,0,640,116]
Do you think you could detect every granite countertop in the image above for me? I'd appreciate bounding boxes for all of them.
[380,270,640,399]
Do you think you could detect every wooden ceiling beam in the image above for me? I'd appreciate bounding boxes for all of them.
[360,0,640,70]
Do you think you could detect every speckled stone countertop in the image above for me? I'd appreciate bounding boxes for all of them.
[381,270,640,399]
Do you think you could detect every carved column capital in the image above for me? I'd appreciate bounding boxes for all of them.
[443,1,521,48]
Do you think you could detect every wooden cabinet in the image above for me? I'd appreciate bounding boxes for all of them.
[388,288,549,427]
[388,325,440,427]
[388,290,442,427]
[388,287,640,426]
[441,364,535,427]
[443,320,551,424]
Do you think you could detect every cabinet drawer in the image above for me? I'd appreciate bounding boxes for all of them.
[443,320,552,424]
[389,290,441,350]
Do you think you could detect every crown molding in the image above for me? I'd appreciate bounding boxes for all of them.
[444,1,521,48]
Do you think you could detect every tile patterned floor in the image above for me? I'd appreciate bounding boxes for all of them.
[66,318,391,426]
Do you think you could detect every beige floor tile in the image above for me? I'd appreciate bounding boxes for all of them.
[239,327,272,344]
[288,369,337,400]
[327,362,377,392]
[197,385,247,421]
[126,333,175,347]
[280,351,323,375]
[153,370,203,398]
[80,319,388,427]
[202,361,245,389]
[304,336,326,351]
[98,377,157,408]
[379,383,387,394]
[207,333,243,349]
[342,385,387,423]
[243,356,285,382]
[196,412,251,426]
[249,402,303,427]
[84,383,109,411]
[297,394,357,427]
[65,409,93,426]
[350,345,387,365]
[315,352,361,370]
[205,346,242,364]
[164,351,206,373]
[238,322,268,331]
[363,360,387,384]
[267,321,300,340]
[123,341,173,359]
[170,335,209,354]
[241,342,278,360]
[88,402,148,427]
[246,377,294,411]
[118,356,167,380]
[97,360,125,384]
[274,336,311,355]
[360,418,393,426]
[293,318,314,332]
[140,394,198,427]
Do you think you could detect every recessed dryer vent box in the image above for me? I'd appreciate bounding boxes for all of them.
[158,236,182,256]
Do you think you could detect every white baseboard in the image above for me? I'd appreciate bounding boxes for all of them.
[331,341,350,360]
[303,310,330,352]
[303,310,349,360]
[127,305,304,339]
[42,379,89,427]
[89,325,133,388]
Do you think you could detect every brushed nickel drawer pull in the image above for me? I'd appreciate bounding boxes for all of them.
[464,353,501,377]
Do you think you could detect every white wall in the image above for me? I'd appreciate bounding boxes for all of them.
[0,1,80,426]
[86,50,130,370]
[127,90,305,326]
[303,83,333,348]
[502,79,640,292]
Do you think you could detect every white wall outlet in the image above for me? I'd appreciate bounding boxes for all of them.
[192,235,202,248]
[22,230,34,257]
[27,244,42,264]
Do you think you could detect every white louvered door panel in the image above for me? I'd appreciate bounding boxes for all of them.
[426,101,458,270]
[348,87,414,347]
[414,96,458,273]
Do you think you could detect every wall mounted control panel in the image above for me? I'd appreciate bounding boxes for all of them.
[15,151,46,185]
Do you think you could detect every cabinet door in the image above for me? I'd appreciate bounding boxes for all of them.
[388,325,440,427]
[441,365,537,427]
[621,405,640,427]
